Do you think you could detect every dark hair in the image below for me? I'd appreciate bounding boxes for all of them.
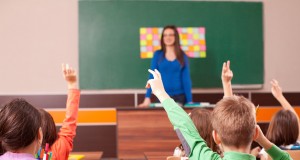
[190,108,220,153]
[39,109,58,148]
[211,96,256,148]
[0,98,41,155]
[160,25,185,66]
[266,109,299,146]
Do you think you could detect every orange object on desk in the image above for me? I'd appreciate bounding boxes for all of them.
[68,152,103,160]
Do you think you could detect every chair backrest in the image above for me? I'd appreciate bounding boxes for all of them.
[268,150,300,160]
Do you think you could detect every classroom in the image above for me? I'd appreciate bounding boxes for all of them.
[0,0,300,159]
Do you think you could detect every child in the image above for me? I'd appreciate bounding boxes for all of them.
[221,60,263,158]
[39,64,80,160]
[174,108,221,156]
[190,108,220,154]
[146,68,291,160]
[0,99,43,160]
[259,80,300,159]
[266,79,300,148]
[173,109,220,157]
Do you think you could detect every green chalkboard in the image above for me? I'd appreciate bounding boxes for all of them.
[79,1,263,89]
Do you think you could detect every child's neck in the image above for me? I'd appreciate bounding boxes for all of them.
[222,144,251,154]
[14,139,39,156]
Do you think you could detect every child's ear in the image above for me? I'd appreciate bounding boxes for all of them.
[212,130,221,145]
[253,126,259,140]
[38,127,43,143]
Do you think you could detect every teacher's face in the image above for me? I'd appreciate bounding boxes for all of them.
[163,29,175,46]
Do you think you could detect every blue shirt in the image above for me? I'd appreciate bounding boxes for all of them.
[146,50,192,103]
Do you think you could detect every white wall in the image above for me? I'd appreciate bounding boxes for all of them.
[0,0,299,94]
[0,0,78,94]
[263,0,300,92]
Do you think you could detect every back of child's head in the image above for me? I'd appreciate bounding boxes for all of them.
[0,98,41,155]
[190,108,219,152]
[39,108,58,148]
[211,95,256,148]
[266,109,299,146]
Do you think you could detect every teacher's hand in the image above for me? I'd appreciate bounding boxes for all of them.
[138,98,151,108]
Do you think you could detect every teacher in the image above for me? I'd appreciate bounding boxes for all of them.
[139,25,192,107]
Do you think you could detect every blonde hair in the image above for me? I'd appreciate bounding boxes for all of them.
[211,96,256,148]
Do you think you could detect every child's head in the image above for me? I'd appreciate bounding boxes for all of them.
[0,98,42,155]
[266,109,299,146]
[190,108,219,152]
[211,96,256,149]
[39,108,58,148]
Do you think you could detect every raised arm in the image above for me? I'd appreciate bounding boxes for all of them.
[147,69,220,160]
[54,64,80,158]
[271,79,294,112]
[254,125,292,160]
[221,60,233,97]
[270,79,300,140]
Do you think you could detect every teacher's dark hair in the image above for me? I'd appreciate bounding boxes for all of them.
[161,25,185,66]
[0,98,41,155]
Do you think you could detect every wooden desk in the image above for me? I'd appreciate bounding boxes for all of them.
[118,108,194,159]
[69,151,103,160]
[144,152,174,160]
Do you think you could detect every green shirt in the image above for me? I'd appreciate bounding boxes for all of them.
[162,98,291,160]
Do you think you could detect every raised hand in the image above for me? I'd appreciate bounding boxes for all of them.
[146,69,170,102]
[221,60,233,97]
[221,60,233,84]
[62,63,78,89]
[270,79,283,100]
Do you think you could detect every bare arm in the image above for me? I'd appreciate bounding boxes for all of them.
[271,79,300,140]
[255,125,273,150]
[221,60,233,97]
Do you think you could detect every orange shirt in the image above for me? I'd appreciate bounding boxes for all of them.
[50,89,80,160]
